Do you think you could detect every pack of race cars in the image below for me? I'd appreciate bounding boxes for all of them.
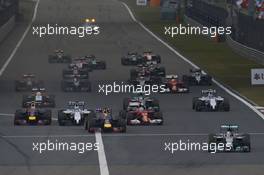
[13,50,250,152]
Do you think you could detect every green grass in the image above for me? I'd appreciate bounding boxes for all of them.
[121,0,264,106]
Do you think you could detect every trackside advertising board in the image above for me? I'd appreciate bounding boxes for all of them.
[251,68,264,85]
[137,0,147,6]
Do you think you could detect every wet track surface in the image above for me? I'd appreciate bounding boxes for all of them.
[0,0,264,174]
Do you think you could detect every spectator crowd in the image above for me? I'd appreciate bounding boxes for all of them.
[236,0,264,19]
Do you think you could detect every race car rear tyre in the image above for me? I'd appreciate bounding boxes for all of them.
[117,118,127,132]
[101,62,106,69]
[123,98,130,110]
[14,110,26,125]
[87,118,97,133]
[44,110,52,125]
[195,101,203,111]
[126,113,134,125]
[154,112,163,125]
[192,97,199,109]
[121,58,128,65]
[14,114,23,125]
[58,110,65,126]
[152,99,160,111]
[130,69,138,80]
[159,67,166,77]
[243,134,251,152]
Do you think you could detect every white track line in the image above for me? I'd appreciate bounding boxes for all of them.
[0,113,13,117]
[0,0,40,76]
[3,132,264,138]
[121,2,264,120]
[1,134,95,138]
[95,132,109,175]
[0,2,109,175]
[255,106,264,110]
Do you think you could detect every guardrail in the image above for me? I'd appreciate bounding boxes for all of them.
[226,35,264,65]
[0,0,18,43]
[184,14,264,65]
[0,0,18,26]
[0,16,15,44]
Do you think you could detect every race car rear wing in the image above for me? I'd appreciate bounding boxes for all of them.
[166,74,178,79]
[68,101,85,106]
[202,89,216,93]
[32,87,45,92]
[220,124,239,132]
[23,74,35,78]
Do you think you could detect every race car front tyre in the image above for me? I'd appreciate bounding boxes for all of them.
[43,110,52,125]
[153,112,163,125]
[121,58,128,65]
[58,110,65,126]
[100,62,106,69]
[118,119,126,132]
[87,118,97,133]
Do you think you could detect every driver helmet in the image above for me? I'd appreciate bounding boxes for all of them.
[208,92,213,98]
[73,77,79,84]
[103,108,109,115]
[36,92,42,96]
[226,131,232,137]
[30,102,36,109]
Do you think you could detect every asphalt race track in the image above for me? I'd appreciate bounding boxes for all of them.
[0,0,264,174]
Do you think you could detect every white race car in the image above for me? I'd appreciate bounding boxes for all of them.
[192,89,230,111]
[58,101,90,125]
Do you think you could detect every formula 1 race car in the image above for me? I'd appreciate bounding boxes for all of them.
[122,93,160,111]
[61,76,91,92]
[121,52,144,65]
[161,75,189,93]
[84,107,126,133]
[58,101,90,126]
[14,102,51,125]
[68,62,92,72]
[121,107,163,125]
[208,125,251,152]
[62,65,89,79]
[83,18,99,32]
[192,89,230,112]
[15,74,44,92]
[130,64,166,79]
[72,55,106,70]
[120,98,163,125]
[128,75,162,86]
[48,49,71,63]
[182,69,212,86]
[22,88,55,108]
[142,51,161,63]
